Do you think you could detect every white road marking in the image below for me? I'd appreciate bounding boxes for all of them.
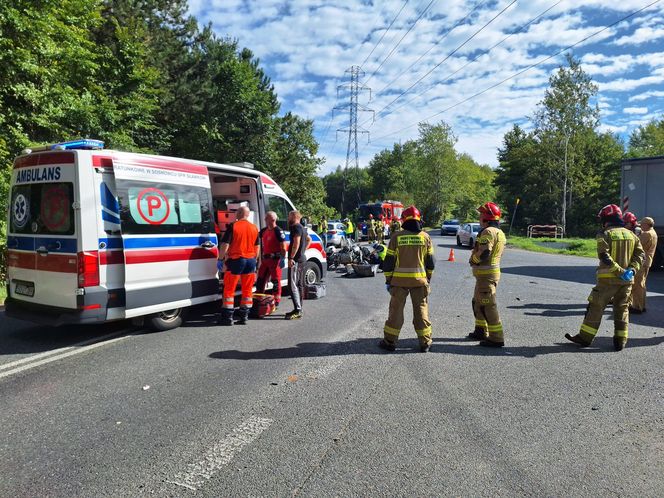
[0,333,131,380]
[167,416,273,491]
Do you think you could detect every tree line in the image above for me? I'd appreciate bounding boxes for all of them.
[323,123,495,224]
[324,54,664,236]
[0,0,329,232]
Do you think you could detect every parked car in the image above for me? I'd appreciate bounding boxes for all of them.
[326,221,348,247]
[440,219,460,236]
[457,223,481,247]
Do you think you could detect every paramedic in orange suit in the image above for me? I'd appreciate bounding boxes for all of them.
[218,206,259,326]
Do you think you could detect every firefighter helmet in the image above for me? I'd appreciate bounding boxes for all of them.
[623,211,637,226]
[401,205,421,222]
[369,214,373,219]
[478,202,501,222]
[598,204,622,221]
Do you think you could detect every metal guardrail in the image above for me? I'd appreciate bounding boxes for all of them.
[527,225,563,239]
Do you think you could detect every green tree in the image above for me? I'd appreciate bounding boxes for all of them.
[532,53,600,235]
[270,113,328,220]
[627,117,664,157]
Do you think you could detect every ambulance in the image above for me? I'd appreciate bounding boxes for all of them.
[5,139,326,330]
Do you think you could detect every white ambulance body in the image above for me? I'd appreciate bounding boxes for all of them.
[5,140,326,330]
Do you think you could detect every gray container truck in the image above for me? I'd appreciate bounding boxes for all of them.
[621,155,663,270]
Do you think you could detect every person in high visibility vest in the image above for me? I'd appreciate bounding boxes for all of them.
[380,205,435,352]
[468,202,507,347]
[218,206,259,326]
[344,218,354,242]
[369,242,387,269]
[630,217,658,313]
[566,204,644,350]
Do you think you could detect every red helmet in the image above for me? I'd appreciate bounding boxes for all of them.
[369,214,373,219]
[401,205,421,222]
[478,202,501,222]
[623,211,637,226]
[598,204,622,220]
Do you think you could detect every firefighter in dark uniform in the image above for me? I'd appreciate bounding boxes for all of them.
[380,205,435,352]
[468,202,507,347]
[566,204,644,351]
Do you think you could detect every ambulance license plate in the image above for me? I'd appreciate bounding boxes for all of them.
[14,280,35,297]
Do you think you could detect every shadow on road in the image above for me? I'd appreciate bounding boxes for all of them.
[506,302,587,317]
[0,319,133,356]
[209,334,664,361]
[501,265,597,285]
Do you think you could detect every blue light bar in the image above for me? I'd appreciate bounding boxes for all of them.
[50,139,105,150]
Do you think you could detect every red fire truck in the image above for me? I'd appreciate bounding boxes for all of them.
[358,200,404,240]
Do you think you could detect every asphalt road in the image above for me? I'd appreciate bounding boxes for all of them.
[1,233,663,497]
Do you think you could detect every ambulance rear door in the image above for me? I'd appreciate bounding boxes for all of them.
[112,153,218,317]
[7,151,80,309]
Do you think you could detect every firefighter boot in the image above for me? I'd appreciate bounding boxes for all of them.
[468,327,488,340]
[613,330,628,351]
[236,306,250,325]
[378,339,396,352]
[218,308,234,326]
[479,339,504,348]
[564,333,592,347]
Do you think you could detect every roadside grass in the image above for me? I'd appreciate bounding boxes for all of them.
[0,284,6,305]
[507,236,595,258]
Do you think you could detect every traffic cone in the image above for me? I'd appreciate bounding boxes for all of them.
[448,248,456,262]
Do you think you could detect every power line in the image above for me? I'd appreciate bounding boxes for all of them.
[359,0,410,69]
[370,0,663,143]
[364,0,438,85]
[377,0,563,122]
[369,0,517,122]
[374,0,489,96]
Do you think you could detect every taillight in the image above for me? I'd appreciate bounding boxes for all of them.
[77,251,100,287]
[328,230,337,235]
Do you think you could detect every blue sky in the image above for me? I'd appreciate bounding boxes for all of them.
[187,1,664,174]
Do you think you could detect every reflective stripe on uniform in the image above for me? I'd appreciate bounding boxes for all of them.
[386,248,396,256]
[487,323,503,332]
[475,319,488,327]
[391,270,427,278]
[473,268,501,276]
[415,326,432,337]
[580,323,598,336]
[384,325,400,336]
[615,328,628,338]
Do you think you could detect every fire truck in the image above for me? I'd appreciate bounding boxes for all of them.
[357,200,404,240]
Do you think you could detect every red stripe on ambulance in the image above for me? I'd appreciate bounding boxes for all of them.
[123,247,218,265]
[14,152,75,169]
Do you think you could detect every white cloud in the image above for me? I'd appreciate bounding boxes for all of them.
[629,90,664,102]
[613,26,664,46]
[623,107,649,114]
[186,2,664,169]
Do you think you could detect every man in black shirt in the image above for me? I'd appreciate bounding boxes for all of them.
[286,210,311,320]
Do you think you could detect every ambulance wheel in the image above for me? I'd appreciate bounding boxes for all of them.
[303,261,322,285]
[147,307,187,331]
